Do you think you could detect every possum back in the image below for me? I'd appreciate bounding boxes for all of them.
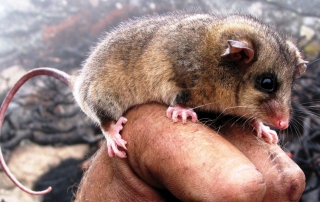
[73,13,217,123]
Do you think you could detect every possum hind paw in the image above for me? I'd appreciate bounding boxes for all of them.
[166,105,198,123]
[103,117,128,158]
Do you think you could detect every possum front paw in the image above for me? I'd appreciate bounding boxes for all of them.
[102,117,128,158]
[252,121,278,144]
[166,105,198,123]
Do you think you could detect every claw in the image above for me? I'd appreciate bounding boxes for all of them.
[103,117,128,158]
[251,121,278,144]
[166,105,198,123]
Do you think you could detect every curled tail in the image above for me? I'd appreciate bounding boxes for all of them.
[0,67,71,195]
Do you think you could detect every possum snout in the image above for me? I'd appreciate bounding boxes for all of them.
[261,98,290,130]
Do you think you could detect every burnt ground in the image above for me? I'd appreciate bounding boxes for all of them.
[0,0,320,201]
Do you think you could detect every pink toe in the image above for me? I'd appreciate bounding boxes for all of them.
[118,117,127,125]
[189,112,198,122]
[182,112,187,123]
[272,134,279,144]
[107,145,115,157]
[110,139,127,158]
[166,107,174,118]
[114,135,127,149]
[172,110,179,122]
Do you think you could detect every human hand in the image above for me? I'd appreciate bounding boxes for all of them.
[75,103,305,202]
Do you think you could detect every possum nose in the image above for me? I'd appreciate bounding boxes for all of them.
[274,119,289,130]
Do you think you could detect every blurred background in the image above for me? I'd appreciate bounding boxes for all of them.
[0,0,320,201]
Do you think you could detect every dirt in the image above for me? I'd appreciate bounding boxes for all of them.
[0,142,89,202]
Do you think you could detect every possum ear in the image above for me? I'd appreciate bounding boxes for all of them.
[295,59,308,78]
[221,40,254,64]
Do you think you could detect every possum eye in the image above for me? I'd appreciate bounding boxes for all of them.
[255,74,277,94]
[261,78,273,90]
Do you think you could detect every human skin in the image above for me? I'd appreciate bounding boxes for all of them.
[74,103,305,202]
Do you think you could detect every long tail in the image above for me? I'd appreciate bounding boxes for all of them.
[0,67,71,195]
